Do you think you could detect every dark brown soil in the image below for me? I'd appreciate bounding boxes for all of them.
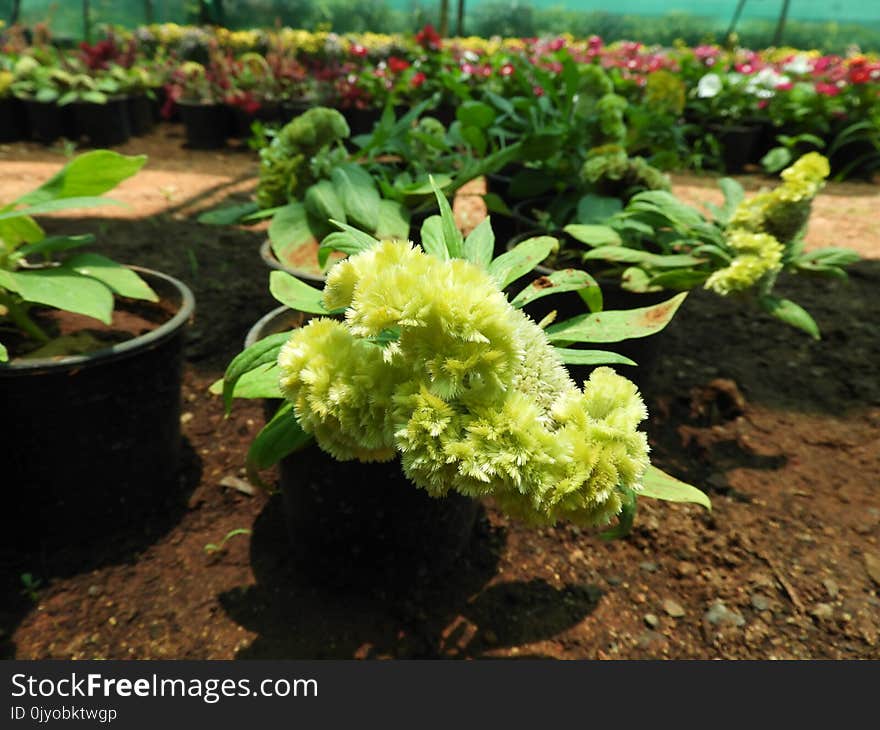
[1,131,878,660]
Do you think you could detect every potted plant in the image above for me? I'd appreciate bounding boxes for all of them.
[164,60,230,149]
[10,55,76,144]
[0,59,27,142]
[220,180,709,590]
[0,150,195,549]
[56,68,132,147]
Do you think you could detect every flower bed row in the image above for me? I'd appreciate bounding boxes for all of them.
[1,23,879,177]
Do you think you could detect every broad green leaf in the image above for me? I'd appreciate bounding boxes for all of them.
[14,234,94,260]
[330,163,380,232]
[716,177,744,224]
[759,295,820,340]
[553,347,637,367]
[648,269,710,289]
[620,266,661,294]
[576,194,623,224]
[488,236,558,289]
[760,146,792,174]
[328,219,381,249]
[456,100,497,129]
[563,224,622,247]
[197,201,260,225]
[582,246,704,269]
[317,230,368,268]
[15,151,147,205]
[545,292,688,343]
[66,254,158,301]
[429,174,463,259]
[0,215,44,249]
[268,202,319,260]
[627,190,705,230]
[795,247,860,268]
[269,270,329,314]
[460,125,487,157]
[0,268,113,323]
[0,341,7,362]
[246,402,314,484]
[419,215,447,260]
[221,331,291,413]
[211,362,282,401]
[483,192,513,216]
[639,466,711,510]
[0,196,126,222]
[510,268,599,308]
[462,216,494,269]
[509,167,555,199]
[375,199,411,241]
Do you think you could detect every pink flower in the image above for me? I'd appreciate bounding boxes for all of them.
[500,63,515,77]
[776,81,793,91]
[350,43,368,58]
[815,82,841,96]
[533,85,545,97]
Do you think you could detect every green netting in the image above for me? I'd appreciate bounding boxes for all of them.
[2,0,879,52]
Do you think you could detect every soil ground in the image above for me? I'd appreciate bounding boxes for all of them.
[1,125,878,660]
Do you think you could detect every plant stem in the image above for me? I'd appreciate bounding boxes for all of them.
[0,293,50,344]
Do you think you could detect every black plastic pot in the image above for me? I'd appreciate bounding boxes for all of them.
[22,99,75,144]
[279,98,314,124]
[245,305,479,591]
[72,96,132,147]
[340,105,382,136]
[177,100,230,149]
[0,97,28,142]
[127,94,155,136]
[0,267,195,549]
[710,122,765,174]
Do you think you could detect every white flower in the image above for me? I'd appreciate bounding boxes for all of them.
[697,73,722,98]
[745,68,789,98]
[783,54,812,75]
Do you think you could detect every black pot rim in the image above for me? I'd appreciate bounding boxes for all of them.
[245,304,296,349]
[259,238,327,284]
[0,266,194,374]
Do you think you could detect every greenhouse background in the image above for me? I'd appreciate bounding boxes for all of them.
[2,1,880,52]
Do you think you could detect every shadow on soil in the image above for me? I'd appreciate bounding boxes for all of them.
[219,496,602,659]
[0,439,202,659]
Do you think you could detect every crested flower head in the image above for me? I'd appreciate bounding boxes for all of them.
[278,240,651,526]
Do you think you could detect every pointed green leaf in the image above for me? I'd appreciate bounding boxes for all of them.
[197,201,260,225]
[462,217,495,269]
[211,363,282,400]
[488,236,557,289]
[545,292,687,343]
[553,348,637,366]
[582,246,704,268]
[1,268,113,323]
[429,174,463,259]
[330,163,380,232]
[16,151,147,205]
[269,270,329,315]
[759,296,821,340]
[456,100,497,129]
[268,202,320,262]
[66,254,158,302]
[639,466,711,510]
[221,331,291,413]
[0,215,44,250]
[14,234,94,260]
[0,341,7,362]
[0,196,126,222]
[328,219,380,248]
[375,199,411,241]
[576,194,623,224]
[246,402,314,480]
[563,224,622,247]
[510,268,599,308]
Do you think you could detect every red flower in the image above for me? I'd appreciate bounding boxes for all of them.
[415,24,442,51]
[815,82,841,96]
[500,63,515,77]
[776,81,794,91]
[533,85,545,97]
[350,43,368,58]
[388,56,410,74]
[411,71,427,88]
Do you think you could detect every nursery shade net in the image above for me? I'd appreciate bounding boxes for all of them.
[3,0,880,51]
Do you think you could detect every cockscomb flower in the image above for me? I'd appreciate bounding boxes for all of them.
[705,230,784,296]
[277,240,650,526]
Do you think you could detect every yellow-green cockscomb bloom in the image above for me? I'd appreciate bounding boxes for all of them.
[277,240,650,527]
[705,230,784,295]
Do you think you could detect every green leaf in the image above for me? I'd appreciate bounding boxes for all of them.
[759,296,820,340]
[197,201,260,225]
[648,269,710,290]
[553,348,636,366]
[761,147,792,174]
[211,362,282,401]
[582,246,704,269]
[375,199,411,241]
[0,215,44,250]
[246,402,314,478]
[419,215,447,260]
[16,151,147,205]
[317,231,366,268]
[0,341,7,362]
[429,174,463,259]
[483,192,513,216]
[545,292,688,343]
[456,100,497,129]
[330,163,380,232]
[462,217,494,269]
[269,270,329,314]
[716,177,744,224]
[460,125,487,157]
[221,331,291,413]
[488,236,558,289]
[66,254,158,301]
[14,234,94,259]
[600,487,637,541]
[794,247,860,268]
[509,167,555,199]
[576,194,623,224]
[0,196,126,222]
[639,466,711,510]
[563,224,622,247]
[328,219,381,249]
[510,268,599,309]
[0,268,113,323]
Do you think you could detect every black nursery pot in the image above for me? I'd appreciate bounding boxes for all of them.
[0,268,195,549]
[245,306,480,592]
[0,96,28,142]
[710,122,765,174]
[178,100,230,149]
[73,97,132,147]
[340,105,382,136]
[22,99,75,144]
[127,94,156,136]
